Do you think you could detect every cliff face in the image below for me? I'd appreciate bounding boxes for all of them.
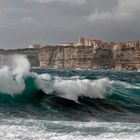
[0,46,140,71]
[39,46,140,71]
[113,48,140,70]
[39,46,113,69]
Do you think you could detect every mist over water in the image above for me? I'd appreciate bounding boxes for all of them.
[0,55,140,139]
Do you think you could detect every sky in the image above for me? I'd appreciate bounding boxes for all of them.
[0,0,140,48]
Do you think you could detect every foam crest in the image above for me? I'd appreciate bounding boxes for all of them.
[0,66,25,95]
[6,55,31,75]
[34,73,51,94]
[0,54,51,95]
[54,78,111,101]
[0,55,31,95]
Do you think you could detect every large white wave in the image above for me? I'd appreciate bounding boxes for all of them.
[0,54,51,95]
[0,55,31,95]
[37,73,113,101]
[1,54,136,102]
[54,78,112,101]
[6,55,31,75]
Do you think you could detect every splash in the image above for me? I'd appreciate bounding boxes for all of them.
[54,78,112,101]
[6,55,31,75]
[0,54,51,96]
[35,73,112,101]
[0,55,31,95]
[1,54,136,103]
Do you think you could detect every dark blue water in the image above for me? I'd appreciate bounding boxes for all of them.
[1,68,140,139]
[0,68,139,122]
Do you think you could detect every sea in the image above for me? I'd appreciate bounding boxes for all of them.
[0,55,140,140]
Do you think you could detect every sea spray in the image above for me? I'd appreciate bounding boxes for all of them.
[0,66,25,94]
[0,54,39,95]
[6,55,31,75]
[0,54,140,110]
[0,54,138,105]
[0,54,122,102]
[54,78,112,101]
[0,61,140,139]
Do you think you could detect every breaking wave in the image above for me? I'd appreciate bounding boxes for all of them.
[0,54,112,101]
[0,54,140,122]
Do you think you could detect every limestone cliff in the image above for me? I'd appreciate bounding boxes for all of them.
[39,46,113,69]
[39,46,140,71]
[0,45,140,71]
[113,48,140,71]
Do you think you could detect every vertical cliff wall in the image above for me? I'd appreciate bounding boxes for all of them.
[39,46,113,69]
[0,46,140,71]
[113,48,140,70]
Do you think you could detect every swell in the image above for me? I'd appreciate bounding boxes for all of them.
[0,75,140,122]
[0,55,140,122]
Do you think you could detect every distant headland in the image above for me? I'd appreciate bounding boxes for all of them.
[1,37,140,71]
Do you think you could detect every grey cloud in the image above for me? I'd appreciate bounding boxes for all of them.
[84,0,140,41]
[25,0,87,5]
[86,0,140,22]
[0,0,140,49]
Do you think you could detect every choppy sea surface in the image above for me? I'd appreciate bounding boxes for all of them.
[0,55,140,139]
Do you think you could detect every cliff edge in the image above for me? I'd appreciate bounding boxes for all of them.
[0,45,140,71]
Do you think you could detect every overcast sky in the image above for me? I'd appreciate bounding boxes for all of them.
[0,0,140,48]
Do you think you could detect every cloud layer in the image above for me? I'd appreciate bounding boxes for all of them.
[87,0,140,21]
[25,0,86,5]
[0,0,140,48]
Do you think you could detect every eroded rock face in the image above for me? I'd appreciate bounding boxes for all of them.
[39,46,113,70]
[113,48,140,71]
[39,46,140,71]
[0,46,140,71]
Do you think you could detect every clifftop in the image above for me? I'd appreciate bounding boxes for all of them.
[39,45,140,71]
[56,37,140,51]
[0,42,140,71]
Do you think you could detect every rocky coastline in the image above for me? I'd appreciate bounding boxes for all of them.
[0,45,140,71]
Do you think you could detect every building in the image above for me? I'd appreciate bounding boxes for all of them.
[75,37,102,47]
[28,44,41,49]
[57,38,103,47]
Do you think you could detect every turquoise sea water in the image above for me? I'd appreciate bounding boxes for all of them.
[1,55,140,140]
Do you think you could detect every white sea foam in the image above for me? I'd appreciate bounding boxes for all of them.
[6,55,30,75]
[0,66,25,94]
[0,55,31,95]
[0,118,140,140]
[36,75,113,101]
[54,78,112,101]
[34,73,51,94]
[0,54,125,102]
[0,54,52,95]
